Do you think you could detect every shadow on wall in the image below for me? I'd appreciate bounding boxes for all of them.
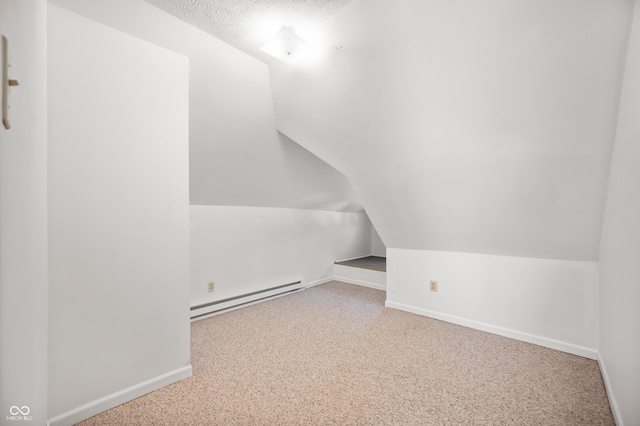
[275,132,363,212]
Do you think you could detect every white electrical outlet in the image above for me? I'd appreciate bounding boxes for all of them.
[208,282,215,292]
[430,280,437,292]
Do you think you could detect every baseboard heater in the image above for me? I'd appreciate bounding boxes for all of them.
[190,280,303,320]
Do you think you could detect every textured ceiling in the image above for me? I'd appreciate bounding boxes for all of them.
[143,0,352,63]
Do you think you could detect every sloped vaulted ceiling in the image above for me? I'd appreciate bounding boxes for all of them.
[270,0,635,260]
[51,0,364,212]
[62,0,362,212]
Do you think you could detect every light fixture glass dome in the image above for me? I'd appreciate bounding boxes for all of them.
[259,26,316,64]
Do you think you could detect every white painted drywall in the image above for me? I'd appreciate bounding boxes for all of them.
[598,1,640,424]
[333,264,386,291]
[190,205,372,307]
[49,0,362,213]
[0,1,48,424]
[270,0,634,261]
[47,5,190,421]
[371,226,386,257]
[386,249,598,359]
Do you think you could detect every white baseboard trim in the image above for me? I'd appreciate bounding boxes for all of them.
[334,276,386,291]
[306,276,335,288]
[385,300,597,360]
[48,365,192,426]
[598,353,623,426]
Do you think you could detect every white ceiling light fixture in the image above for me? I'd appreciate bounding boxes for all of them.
[259,26,317,64]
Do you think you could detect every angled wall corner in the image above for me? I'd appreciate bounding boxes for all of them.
[50,0,362,214]
[273,131,363,212]
[597,0,640,424]
[269,0,634,262]
[187,35,363,212]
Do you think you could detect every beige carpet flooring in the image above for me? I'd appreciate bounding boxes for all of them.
[77,281,614,425]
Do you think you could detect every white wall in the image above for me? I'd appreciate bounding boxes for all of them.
[190,205,372,306]
[47,5,190,423]
[598,1,640,424]
[334,264,386,291]
[371,226,386,257]
[0,1,48,424]
[49,0,362,213]
[387,249,598,359]
[271,0,634,261]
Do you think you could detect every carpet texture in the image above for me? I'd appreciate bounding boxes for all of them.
[77,281,613,425]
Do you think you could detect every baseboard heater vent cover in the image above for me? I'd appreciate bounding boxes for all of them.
[190,281,303,321]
